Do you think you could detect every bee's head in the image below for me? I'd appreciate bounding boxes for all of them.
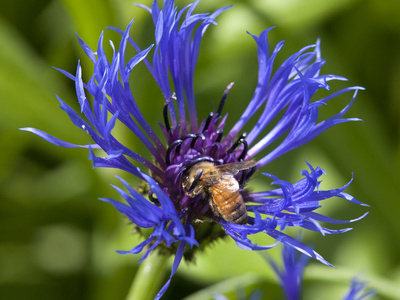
[182,159,215,196]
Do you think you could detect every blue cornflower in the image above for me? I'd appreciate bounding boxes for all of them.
[267,242,377,300]
[342,277,376,300]
[267,242,310,300]
[21,0,368,298]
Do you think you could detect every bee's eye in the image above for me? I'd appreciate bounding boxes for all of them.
[182,174,191,189]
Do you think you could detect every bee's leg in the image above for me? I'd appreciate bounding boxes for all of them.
[228,133,249,161]
[187,169,204,194]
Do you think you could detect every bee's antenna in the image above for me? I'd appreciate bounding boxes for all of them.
[188,169,204,193]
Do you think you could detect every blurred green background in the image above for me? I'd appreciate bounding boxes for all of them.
[1,0,399,299]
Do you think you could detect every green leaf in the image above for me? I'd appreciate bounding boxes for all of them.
[249,0,361,29]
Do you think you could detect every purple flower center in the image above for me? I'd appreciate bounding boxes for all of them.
[153,86,256,222]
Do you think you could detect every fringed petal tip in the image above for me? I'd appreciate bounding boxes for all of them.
[343,276,377,300]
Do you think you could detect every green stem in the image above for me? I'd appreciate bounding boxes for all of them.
[126,250,169,300]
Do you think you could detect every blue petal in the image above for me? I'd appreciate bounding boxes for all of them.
[267,230,334,267]
[154,239,186,300]
[19,128,100,148]
[125,45,154,75]
[116,234,155,255]
[75,33,97,63]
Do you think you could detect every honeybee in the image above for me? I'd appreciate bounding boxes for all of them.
[182,160,257,224]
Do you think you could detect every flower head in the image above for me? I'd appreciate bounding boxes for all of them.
[342,277,376,300]
[21,0,368,298]
[267,241,310,300]
[267,243,376,300]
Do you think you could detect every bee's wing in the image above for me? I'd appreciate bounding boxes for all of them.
[213,160,257,175]
[203,174,240,193]
[199,174,233,185]
[199,160,256,192]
